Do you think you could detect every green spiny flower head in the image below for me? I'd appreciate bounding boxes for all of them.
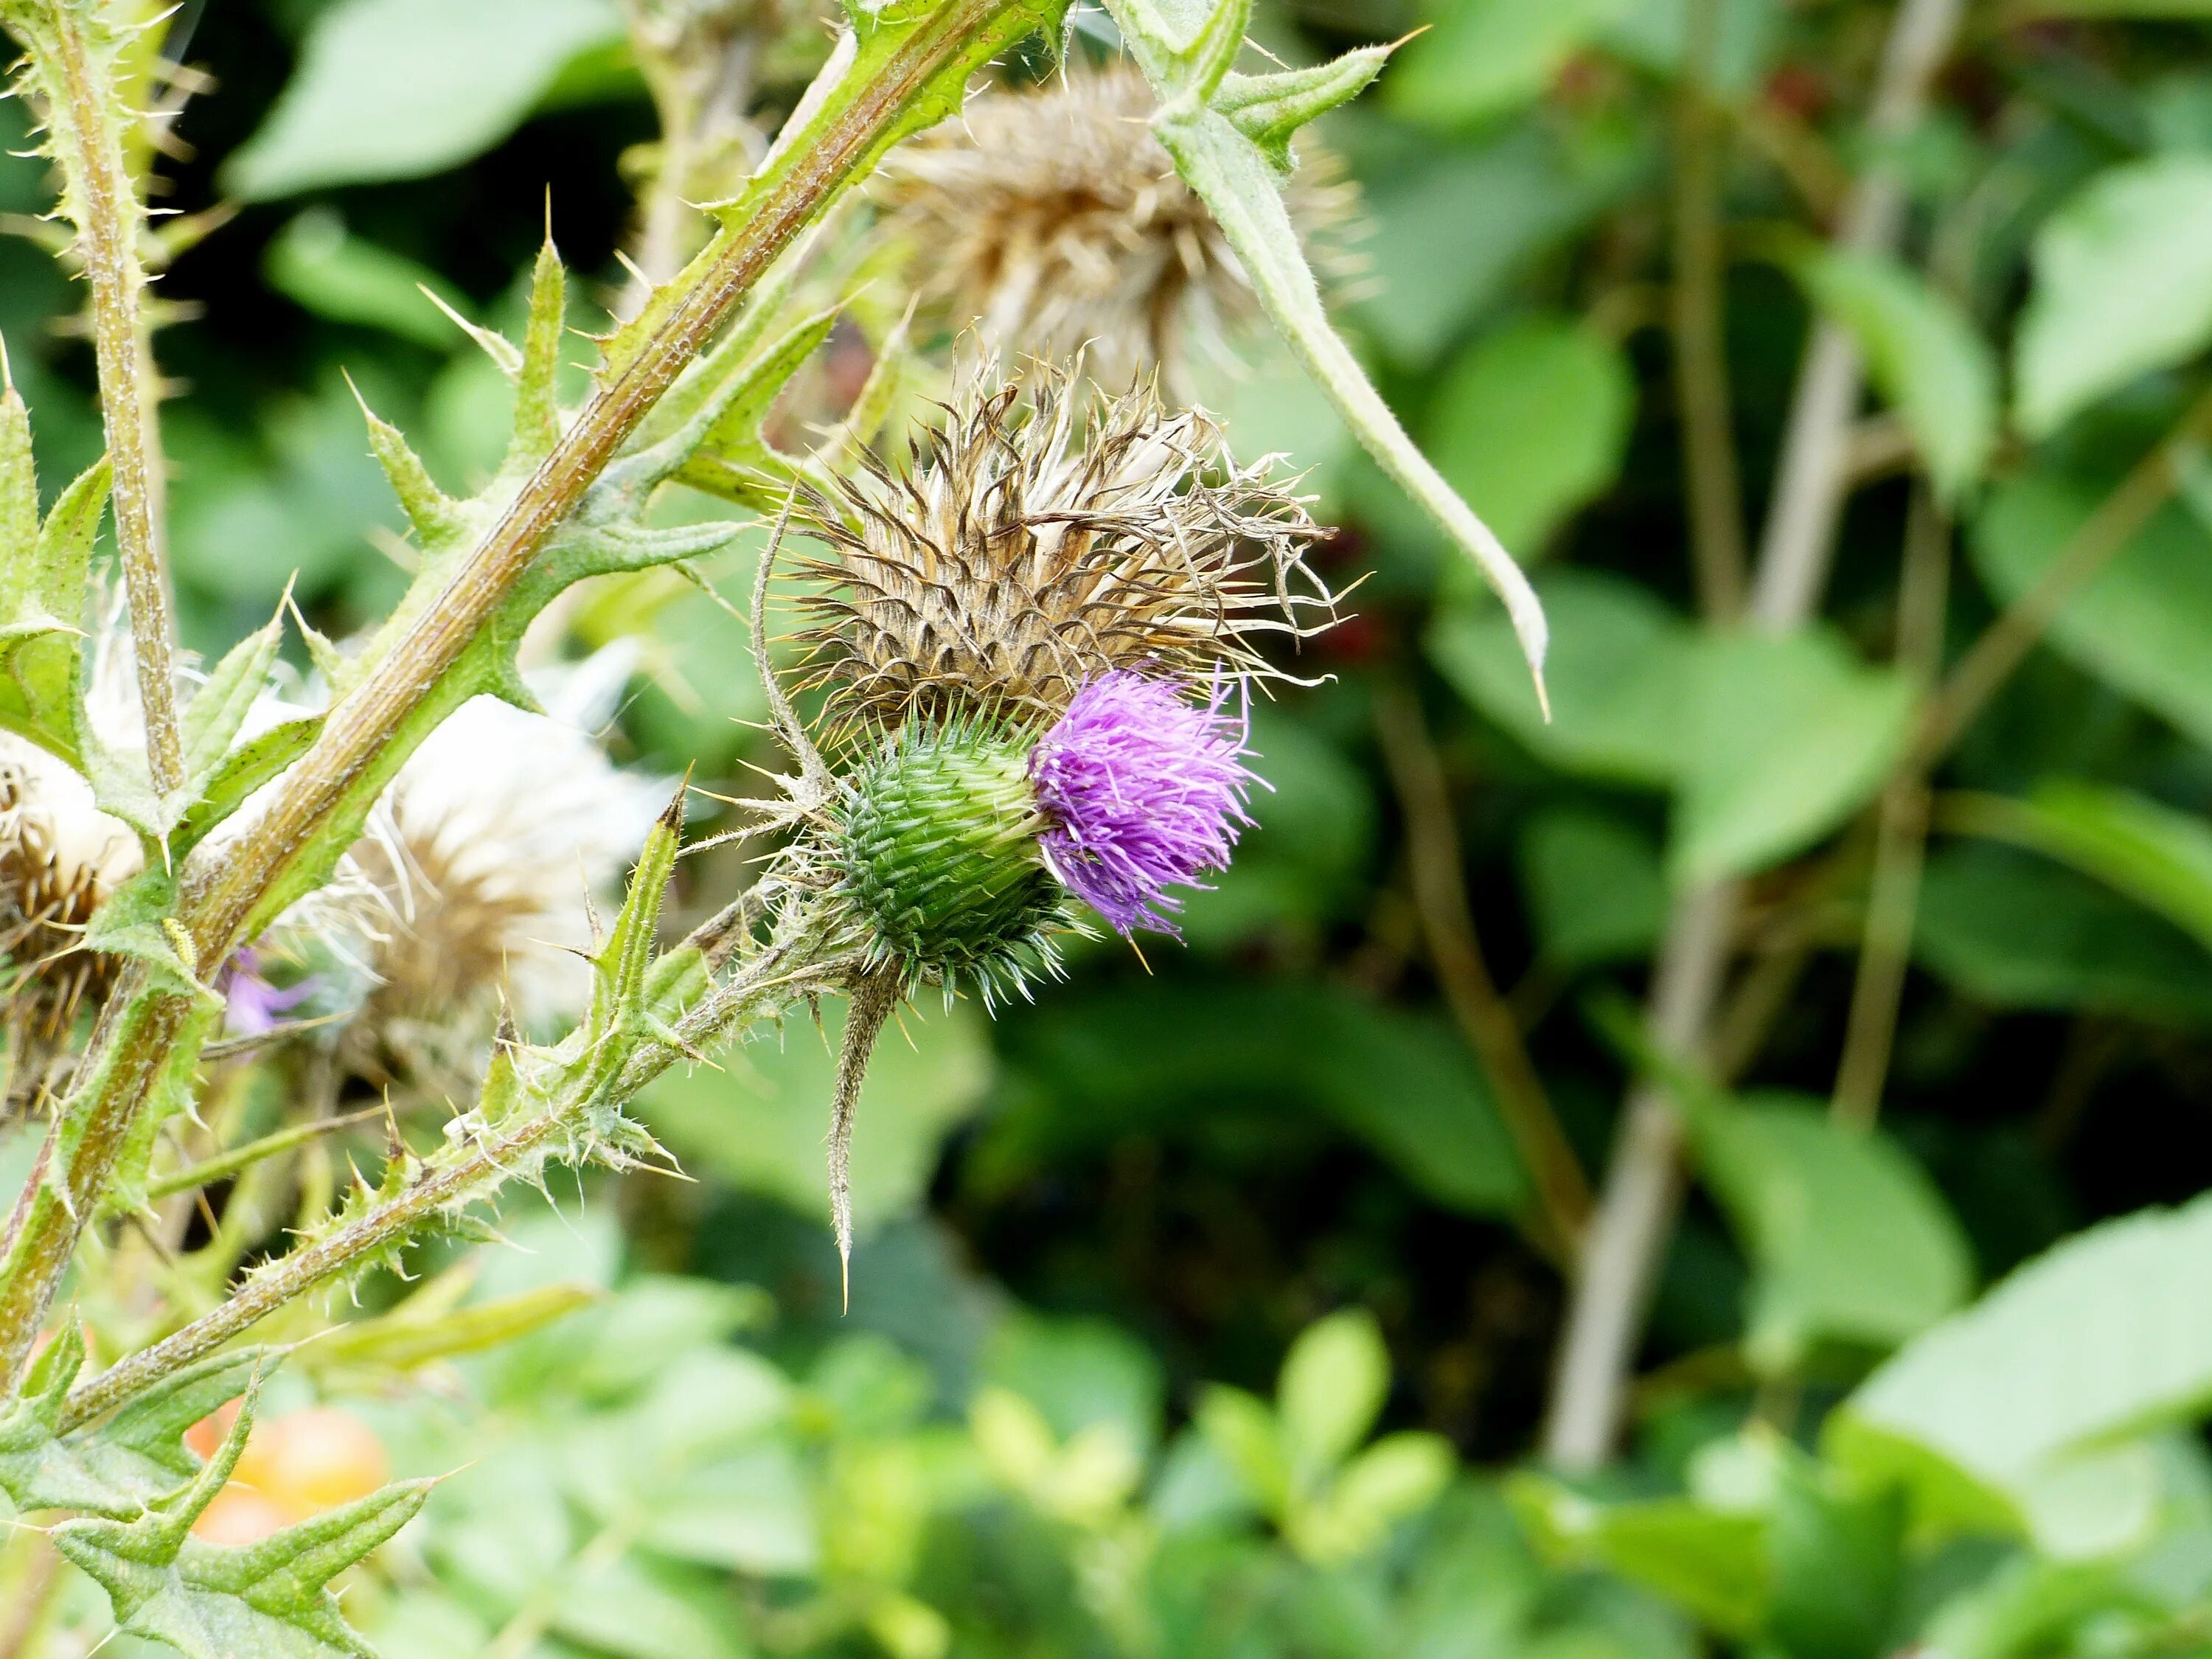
[834,715,1070,1005]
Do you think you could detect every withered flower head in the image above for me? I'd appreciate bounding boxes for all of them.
[342,652,669,1067]
[790,359,1335,734]
[0,733,139,1057]
[872,62,1364,396]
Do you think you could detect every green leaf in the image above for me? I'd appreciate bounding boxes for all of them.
[222,0,627,199]
[2014,156,2212,436]
[990,977,1527,1217]
[1972,467,2212,748]
[304,1283,600,1376]
[1278,1309,1389,1479]
[1914,846,2212,1026]
[1518,805,1668,968]
[265,209,470,349]
[1425,316,1635,553]
[637,993,992,1237]
[1686,1090,1972,1373]
[1787,248,1997,504]
[0,385,108,763]
[1293,1433,1455,1563]
[1196,1385,1290,1513]
[55,1380,431,1658]
[1428,568,1692,787]
[1388,0,1630,129]
[183,613,286,785]
[1105,0,1552,703]
[1828,1192,2212,1557]
[1670,628,1916,886]
[1349,123,1641,369]
[1943,782,2212,953]
[175,717,324,854]
[1513,1477,1773,1634]
[0,1325,262,1517]
[983,1314,1164,1458]
[1214,49,1391,170]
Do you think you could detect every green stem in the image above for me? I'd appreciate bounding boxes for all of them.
[145,1104,389,1203]
[63,931,830,1429]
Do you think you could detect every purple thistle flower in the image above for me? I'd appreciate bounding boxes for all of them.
[219,946,318,1037]
[1029,671,1259,936]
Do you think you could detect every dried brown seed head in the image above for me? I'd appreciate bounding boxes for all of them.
[873,62,1364,397]
[790,360,1337,732]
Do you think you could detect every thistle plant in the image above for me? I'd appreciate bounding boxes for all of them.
[0,0,1545,1648]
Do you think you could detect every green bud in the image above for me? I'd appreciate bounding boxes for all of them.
[837,721,1062,987]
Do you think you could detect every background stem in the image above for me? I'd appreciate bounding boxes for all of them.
[1541,0,1969,1470]
[1669,0,1747,622]
[1373,679,1590,1265]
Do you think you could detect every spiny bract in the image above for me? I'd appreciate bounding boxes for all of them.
[790,360,1335,733]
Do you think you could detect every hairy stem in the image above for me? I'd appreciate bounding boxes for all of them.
[1669,0,1747,622]
[1541,0,1967,1470]
[1371,680,1590,1265]
[0,0,1043,1394]
[63,936,824,1428]
[11,0,186,793]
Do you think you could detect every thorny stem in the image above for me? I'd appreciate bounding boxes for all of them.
[0,0,1040,1395]
[1542,0,1969,1470]
[1371,681,1590,1265]
[14,0,187,795]
[1669,0,1747,622]
[1832,486,1950,1127]
[62,931,828,1430]
[144,1103,391,1203]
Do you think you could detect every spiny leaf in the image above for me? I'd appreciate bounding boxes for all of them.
[585,779,687,1050]
[175,715,323,854]
[507,237,567,470]
[358,397,467,547]
[183,611,286,784]
[1102,0,1551,710]
[0,1324,261,1516]
[101,993,223,1220]
[52,1380,431,1659]
[1212,49,1390,173]
[79,866,211,1002]
[672,306,841,507]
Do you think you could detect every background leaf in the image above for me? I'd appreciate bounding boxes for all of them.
[2014,156,2212,434]
[223,0,628,199]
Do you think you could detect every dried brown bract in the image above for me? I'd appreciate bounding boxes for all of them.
[790,360,1337,733]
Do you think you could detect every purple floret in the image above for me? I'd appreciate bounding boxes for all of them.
[1029,672,1259,935]
[219,946,317,1037]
